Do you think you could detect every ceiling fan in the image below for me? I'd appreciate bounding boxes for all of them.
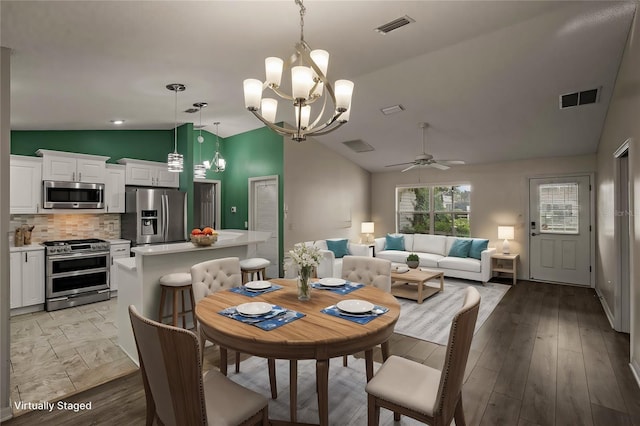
[385,122,465,172]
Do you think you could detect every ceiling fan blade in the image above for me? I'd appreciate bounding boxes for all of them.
[385,161,415,167]
[430,162,450,170]
[439,160,465,165]
[401,164,418,172]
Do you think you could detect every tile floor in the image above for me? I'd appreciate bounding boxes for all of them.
[9,298,137,415]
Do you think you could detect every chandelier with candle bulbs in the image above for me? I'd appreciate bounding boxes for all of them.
[243,0,354,142]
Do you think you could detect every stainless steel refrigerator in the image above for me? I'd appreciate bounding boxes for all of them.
[121,187,187,246]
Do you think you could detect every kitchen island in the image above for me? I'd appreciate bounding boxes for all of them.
[115,229,271,363]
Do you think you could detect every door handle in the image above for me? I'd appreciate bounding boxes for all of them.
[531,232,538,236]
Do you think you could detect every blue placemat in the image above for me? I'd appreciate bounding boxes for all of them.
[218,305,305,330]
[311,281,364,295]
[321,304,389,325]
[229,284,283,297]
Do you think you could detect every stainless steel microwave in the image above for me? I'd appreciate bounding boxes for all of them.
[42,181,105,209]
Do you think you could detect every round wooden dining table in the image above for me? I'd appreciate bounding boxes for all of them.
[195,278,400,426]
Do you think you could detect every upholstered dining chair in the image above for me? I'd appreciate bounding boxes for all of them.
[191,257,278,398]
[341,255,392,292]
[192,257,244,371]
[365,286,481,426]
[341,255,392,367]
[128,305,269,426]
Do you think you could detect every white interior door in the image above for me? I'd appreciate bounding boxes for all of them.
[529,175,592,286]
[249,176,279,278]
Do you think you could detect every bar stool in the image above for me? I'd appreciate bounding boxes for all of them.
[158,272,195,329]
[239,258,271,284]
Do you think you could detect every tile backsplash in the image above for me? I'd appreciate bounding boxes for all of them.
[10,214,121,243]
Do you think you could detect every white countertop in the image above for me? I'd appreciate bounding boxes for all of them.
[131,230,271,256]
[114,257,136,271]
[9,244,44,253]
[108,239,132,245]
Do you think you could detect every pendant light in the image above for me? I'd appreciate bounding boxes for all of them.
[193,102,208,179]
[166,83,186,172]
[204,122,226,172]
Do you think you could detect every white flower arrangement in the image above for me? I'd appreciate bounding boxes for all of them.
[289,243,321,271]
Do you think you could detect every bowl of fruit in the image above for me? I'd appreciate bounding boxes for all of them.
[190,227,218,247]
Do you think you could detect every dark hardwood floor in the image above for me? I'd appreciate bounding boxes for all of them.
[5,281,640,425]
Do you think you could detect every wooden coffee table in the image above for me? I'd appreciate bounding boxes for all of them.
[390,268,444,304]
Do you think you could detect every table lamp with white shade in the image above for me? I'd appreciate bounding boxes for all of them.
[361,222,375,244]
[498,226,515,254]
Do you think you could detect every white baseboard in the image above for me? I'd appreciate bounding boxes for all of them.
[631,359,640,389]
[595,288,615,329]
[1,406,13,423]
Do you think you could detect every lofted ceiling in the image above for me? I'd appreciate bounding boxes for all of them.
[1,1,636,172]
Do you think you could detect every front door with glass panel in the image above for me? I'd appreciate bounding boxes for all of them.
[529,176,592,286]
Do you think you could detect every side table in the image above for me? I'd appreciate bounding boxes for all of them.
[491,253,519,285]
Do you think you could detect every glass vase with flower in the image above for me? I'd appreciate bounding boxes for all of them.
[289,243,321,301]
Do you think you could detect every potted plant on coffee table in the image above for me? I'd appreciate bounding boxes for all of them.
[406,253,420,269]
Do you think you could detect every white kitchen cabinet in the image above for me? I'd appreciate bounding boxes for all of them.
[10,155,42,214]
[105,164,126,213]
[155,167,180,188]
[10,247,45,309]
[37,149,109,183]
[118,158,179,188]
[109,241,131,295]
[10,253,23,309]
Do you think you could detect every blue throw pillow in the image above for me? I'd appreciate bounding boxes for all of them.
[448,238,472,258]
[469,239,489,260]
[384,234,405,251]
[326,239,350,258]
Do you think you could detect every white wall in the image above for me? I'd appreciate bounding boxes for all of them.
[371,154,596,280]
[596,8,640,379]
[283,137,371,249]
[1,47,11,421]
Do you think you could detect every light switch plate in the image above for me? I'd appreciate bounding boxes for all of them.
[231,206,237,213]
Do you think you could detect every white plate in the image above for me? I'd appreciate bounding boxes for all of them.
[394,266,409,273]
[336,299,374,314]
[318,277,346,287]
[236,302,272,316]
[244,280,272,290]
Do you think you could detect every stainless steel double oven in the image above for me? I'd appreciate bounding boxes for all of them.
[43,239,111,311]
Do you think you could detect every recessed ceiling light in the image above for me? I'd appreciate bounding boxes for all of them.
[110,119,125,125]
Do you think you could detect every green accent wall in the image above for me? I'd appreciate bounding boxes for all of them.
[222,126,284,276]
[11,130,174,162]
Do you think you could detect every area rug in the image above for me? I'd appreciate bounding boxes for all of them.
[394,278,510,345]
[226,356,423,425]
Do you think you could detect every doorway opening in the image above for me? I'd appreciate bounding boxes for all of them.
[614,140,631,333]
[193,179,221,231]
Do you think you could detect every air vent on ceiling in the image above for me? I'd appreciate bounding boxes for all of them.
[560,87,600,109]
[380,104,405,115]
[375,15,415,35]
[343,139,375,153]
[184,108,199,113]
[194,124,206,129]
